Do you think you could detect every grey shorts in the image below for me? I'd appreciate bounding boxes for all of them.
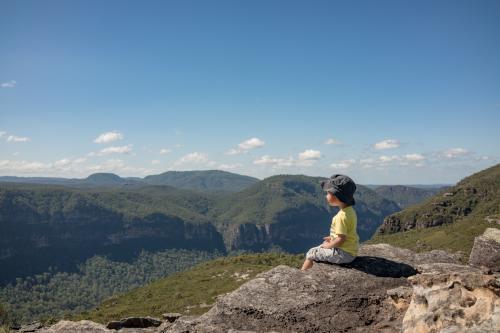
[306,245,355,264]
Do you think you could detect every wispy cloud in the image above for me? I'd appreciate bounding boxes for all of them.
[98,144,133,155]
[0,131,6,138]
[441,147,471,159]
[6,135,30,142]
[0,159,49,173]
[1,80,17,88]
[226,137,265,155]
[93,131,124,144]
[373,139,400,150]
[254,149,323,168]
[151,160,160,165]
[218,163,242,170]
[404,153,425,161]
[159,148,171,155]
[253,155,294,167]
[325,138,342,145]
[87,159,154,175]
[330,159,356,169]
[175,152,216,167]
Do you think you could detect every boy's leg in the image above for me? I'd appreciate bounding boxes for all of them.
[325,248,355,264]
[301,246,322,271]
[301,258,314,271]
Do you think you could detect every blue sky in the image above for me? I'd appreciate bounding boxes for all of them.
[1,0,499,184]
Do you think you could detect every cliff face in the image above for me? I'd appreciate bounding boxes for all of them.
[0,202,225,285]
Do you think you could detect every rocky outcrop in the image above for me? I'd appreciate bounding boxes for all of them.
[161,244,462,333]
[402,263,500,332]
[469,228,500,272]
[27,243,500,333]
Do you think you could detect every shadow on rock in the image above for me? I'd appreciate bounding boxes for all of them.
[341,256,418,278]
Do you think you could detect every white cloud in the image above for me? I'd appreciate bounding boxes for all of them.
[85,159,154,176]
[6,135,30,142]
[98,144,133,155]
[379,155,402,163]
[93,131,123,144]
[226,137,265,155]
[330,159,356,169]
[373,139,400,150]
[296,149,322,166]
[175,152,216,167]
[298,149,322,161]
[218,163,242,170]
[325,138,341,145]
[254,149,323,168]
[253,155,294,168]
[151,160,160,165]
[73,157,87,163]
[12,152,19,156]
[442,147,470,159]
[54,158,71,168]
[1,80,17,88]
[159,148,171,155]
[0,160,50,173]
[0,131,6,138]
[404,153,425,161]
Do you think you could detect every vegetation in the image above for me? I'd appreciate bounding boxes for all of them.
[373,185,446,209]
[69,252,304,324]
[369,164,500,256]
[0,249,221,326]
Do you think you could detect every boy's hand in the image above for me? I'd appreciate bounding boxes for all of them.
[323,236,332,242]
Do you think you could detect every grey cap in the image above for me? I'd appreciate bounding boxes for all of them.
[319,174,356,205]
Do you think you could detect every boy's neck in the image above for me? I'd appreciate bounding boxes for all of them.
[338,203,349,209]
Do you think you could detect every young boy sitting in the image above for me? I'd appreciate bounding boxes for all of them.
[301,174,359,271]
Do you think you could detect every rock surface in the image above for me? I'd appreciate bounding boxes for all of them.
[403,263,500,333]
[469,228,500,272]
[162,244,462,333]
[34,243,500,333]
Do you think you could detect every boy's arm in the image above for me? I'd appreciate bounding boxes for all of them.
[320,234,346,249]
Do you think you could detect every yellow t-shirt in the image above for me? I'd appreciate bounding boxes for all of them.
[330,206,359,256]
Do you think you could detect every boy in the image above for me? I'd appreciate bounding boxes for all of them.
[301,174,359,271]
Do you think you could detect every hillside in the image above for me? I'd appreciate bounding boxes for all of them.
[210,175,400,251]
[67,252,303,324]
[369,164,500,255]
[373,185,446,209]
[0,183,224,285]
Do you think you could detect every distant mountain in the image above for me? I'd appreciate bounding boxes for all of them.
[0,174,401,285]
[369,164,500,255]
[209,175,400,252]
[83,173,142,186]
[373,185,447,209]
[143,170,259,193]
[0,173,142,188]
[0,170,259,193]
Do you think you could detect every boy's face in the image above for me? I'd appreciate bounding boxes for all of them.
[326,192,341,206]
